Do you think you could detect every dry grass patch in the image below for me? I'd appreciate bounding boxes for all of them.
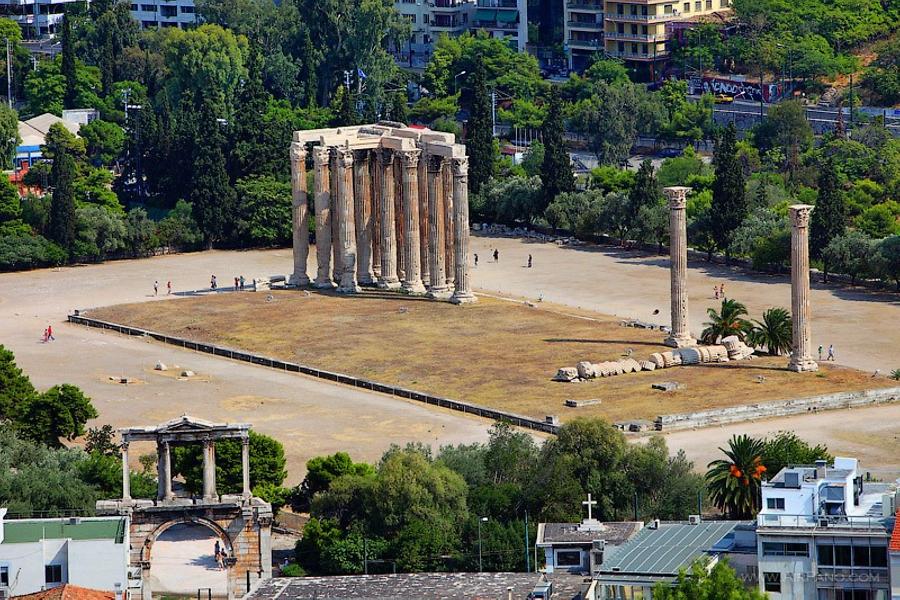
[86,291,895,424]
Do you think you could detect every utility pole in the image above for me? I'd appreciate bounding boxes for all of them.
[491,90,496,137]
[6,38,11,108]
[848,72,854,132]
[524,511,530,573]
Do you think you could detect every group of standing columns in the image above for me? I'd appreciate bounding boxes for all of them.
[289,125,475,304]
[661,187,817,372]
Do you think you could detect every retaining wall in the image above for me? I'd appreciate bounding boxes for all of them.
[655,386,900,431]
[67,313,559,435]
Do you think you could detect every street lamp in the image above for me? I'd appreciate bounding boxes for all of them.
[477,516,488,572]
[453,70,467,95]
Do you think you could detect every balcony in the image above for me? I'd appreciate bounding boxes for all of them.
[567,19,603,29]
[605,48,668,60]
[567,37,603,49]
[566,0,604,8]
[756,513,889,531]
[606,12,675,21]
[430,18,464,29]
[605,31,665,41]
[431,0,465,6]
[477,0,518,7]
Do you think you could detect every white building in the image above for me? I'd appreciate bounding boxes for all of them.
[395,0,473,64]
[128,0,197,30]
[471,0,528,52]
[757,458,898,600]
[536,519,642,574]
[0,0,80,38]
[0,509,130,597]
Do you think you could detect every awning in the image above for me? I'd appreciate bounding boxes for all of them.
[474,8,497,21]
[495,9,518,22]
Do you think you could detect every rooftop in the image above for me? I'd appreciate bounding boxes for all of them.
[13,585,114,600]
[536,521,643,546]
[596,521,743,583]
[248,572,591,600]
[889,510,900,552]
[1,517,126,544]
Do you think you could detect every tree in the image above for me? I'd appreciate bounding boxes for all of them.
[761,431,831,479]
[748,307,792,355]
[18,384,98,448]
[466,56,494,195]
[706,434,766,519]
[701,299,752,344]
[0,104,19,168]
[823,231,874,284]
[872,235,900,290]
[190,97,237,247]
[73,204,127,260]
[61,13,77,110]
[48,143,77,256]
[0,176,21,223]
[79,119,124,166]
[539,88,574,212]
[628,160,661,221]
[753,100,813,169]
[0,344,37,421]
[653,560,768,600]
[710,124,747,262]
[292,451,375,511]
[810,158,845,280]
[125,208,155,256]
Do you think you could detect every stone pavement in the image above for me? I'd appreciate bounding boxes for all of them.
[145,523,227,596]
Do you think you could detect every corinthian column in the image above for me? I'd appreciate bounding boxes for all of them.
[353,150,375,286]
[450,156,476,304]
[442,161,455,288]
[313,146,335,288]
[289,142,310,287]
[418,154,430,285]
[663,186,696,347]
[427,155,450,298]
[788,204,818,372]
[201,438,216,502]
[377,148,401,289]
[335,147,360,294]
[330,150,343,282]
[400,149,426,294]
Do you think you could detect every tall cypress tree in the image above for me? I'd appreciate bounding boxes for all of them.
[61,13,77,110]
[190,96,236,248]
[810,157,845,280]
[466,56,494,195]
[628,159,660,215]
[230,47,272,180]
[49,145,76,256]
[539,87,574,211]
[710,123,747,262]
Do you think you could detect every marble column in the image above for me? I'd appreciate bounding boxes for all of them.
[353,150,375,285]
[400,149,426,294]
[313,146,335,288]
[330,150,344,282]
[335,147,360,293]
[289,142,310,287]
[418,154,430,285]
[377,148,401,289]
[788,204,818,372]
[663,186,696,348]
[370,155,382,279]
[157,441,173,501]
[442,161,455,288]
[121,442,131,502]
[450,156,476,304]
[394,157,405,280]
[202,438,217,501]
[427,155,449,298]
[241,436,251,501]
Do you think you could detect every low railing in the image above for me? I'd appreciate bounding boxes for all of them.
[605,32,666,42]
[567,38,604,48]
[67,313,560,435]
[605,12,674,21]
[757,513,889,531]
[567,20,603,29]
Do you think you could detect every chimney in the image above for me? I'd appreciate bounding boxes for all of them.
[815,460,828,480]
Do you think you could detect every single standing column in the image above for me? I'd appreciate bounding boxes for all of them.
[162,442,173,500]
[418,153,430,285]
[663,186,696,348]
[289,142,310,286]
[202,438,217,501]
[335,147,360,293]
[394,158,405,279]
[427,155,450,298]
[400,149,426,294]
[241,436,251,501]
[313,146,335,288]
[157,441,173,501]
[450,156,476,304]
[442,160,455,288]
[330,150,344,282]
[121,441,131,502]
[377,148,400,289]
[353,150,375,285]
[370,155,382,279]
[788,204,818,372]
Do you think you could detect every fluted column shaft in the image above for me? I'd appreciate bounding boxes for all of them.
[427,155,449,297]
[335,147,360,293]
[442,161,455,287]
[330,151,343,282]
[663,187,696,347]
[289,142,310,286]
[370,156,382,279]
[788,204,818,372]
[450,157,475,304]
[377,149,400,289]
[394,159,405,279]
[353,150,375,285]
[418,155,430,285]
[241,436,251,501]
[400,150,426,294]
[313,147,335,288]
[121,442,131,502]
[202,438,216,501]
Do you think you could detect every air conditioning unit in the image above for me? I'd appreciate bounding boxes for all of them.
[688,515,701,525]
[818,518,829,527]
[592,539,605,552]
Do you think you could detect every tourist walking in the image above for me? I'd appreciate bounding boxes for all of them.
[234,276,240,290]
[720,283,725,298]
[493,249,499,262]
[46,324,54,341]
[474,253,478,267]
[153,281,158,296]
[714,286,719,300]
[527,254,532,268]
[818,345,823,361]
[167,281,172,295]
[239,275,245,290]
[210,275,217,290]
[827,344,835,361]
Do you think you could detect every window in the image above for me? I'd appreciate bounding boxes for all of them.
[762,542,808,556]
[130,4,138,10]
[160,5,177,16]
[834,544,852,566]
[763,572,781,593]
[179,5,194,12]
[694,1,701,10]
[1,565,9,585]
[705,0,712,7]
[140,4,155,10]
[766,497,785,510]
[45,564,63,584]
[683,2,690,11]
[818,544,834,565]
[556,550,582,567]
[870,546,887,567]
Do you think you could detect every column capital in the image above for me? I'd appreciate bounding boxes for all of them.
[789,204,814,228]
[663,186,691,209]
[120,441,129,452]
[313,145,330,166]
[290,141,307,162]
[335,147,354,168]
[428,154,445,172]
[398,148,421,167]
[376,147,393,167]
[241,436,250,447]
[451,156,469,178]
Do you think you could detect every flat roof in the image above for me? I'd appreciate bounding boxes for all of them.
[597,521,741,580]
[1,517,126,544]
[537,521,642,546]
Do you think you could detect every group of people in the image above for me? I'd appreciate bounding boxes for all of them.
[209,275,246,291]
[213,540,228,570]
[41,324,55,343]
[713,283,726,299]
[819,344,836,362]
[153,280,173,296]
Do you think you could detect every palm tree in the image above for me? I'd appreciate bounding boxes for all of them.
[706,434,767,519]
[700,299,752,344]
[748,307,793,356]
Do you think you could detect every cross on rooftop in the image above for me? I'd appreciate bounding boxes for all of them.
[583,493,597,521]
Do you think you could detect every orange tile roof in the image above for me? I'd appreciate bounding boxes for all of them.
[13,585,115,600]
[891,510,900,552]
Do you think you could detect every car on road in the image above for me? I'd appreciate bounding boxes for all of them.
[656,147,683,158]
[714,93,734,104]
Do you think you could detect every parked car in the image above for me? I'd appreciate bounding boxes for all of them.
[714,93,735,104]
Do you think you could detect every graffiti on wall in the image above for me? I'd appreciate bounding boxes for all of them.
[689,76,782,103]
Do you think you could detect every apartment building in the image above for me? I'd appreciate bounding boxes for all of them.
[396,0,472,59]
[0,0,80,37]
[129,0,197,30]
[470,0,528,52]
[564,0,604,71]
[757,458,898,600]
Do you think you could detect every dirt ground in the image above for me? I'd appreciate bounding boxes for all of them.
[86,292,894,425]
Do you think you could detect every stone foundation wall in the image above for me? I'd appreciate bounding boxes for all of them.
[655,386,900,431]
